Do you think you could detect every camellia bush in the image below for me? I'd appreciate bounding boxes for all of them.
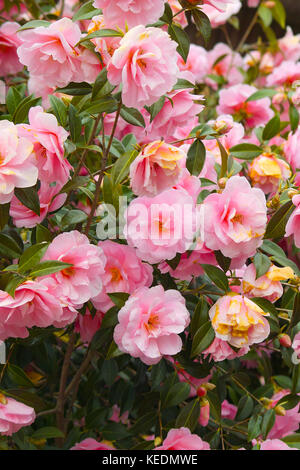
[1,0,300,452]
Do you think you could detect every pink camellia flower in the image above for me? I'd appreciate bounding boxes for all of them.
[0,396,35,436]
[172,168,201,203]
[93,0,165,29]
[292,332,300,365]
[206,43,243,89]
[217,84,274,128]
[0,280,70,341]
[266,61,300,87]
[285,195,300,248]
[0,120,38,204]
[159,243,216,281]
[242,264,295,303]
[202,175,267,267]
[17,106,71,186]
[199,400,210,427]
[155,427,210,450]
[71,438,115,450]
[130,141,186,197]
[107,25,178,108]
[42,230,106,307]
[75,309,104,344]
[114,285,190,365]
[268,389,300,440]
[147,90,204,143]
[203,337,249,362]
[0,1,27,20]
[277,27,300,64]
[249,153,291,195]
[203,0,238,11]
[91,240,153,313]
[0,22,23,75]
[260,439,297,451]
[221,400,237,420]
[17,18,82,88]
[177,44,208,83]
[10,182,66,228]
[201,0,242,28]
[87,15,121,67]
[248,0,260,6]
[124,188,196,264]
[284,129,300,172]
[204,115,244,163]
[168,1,188,28]
[209,294,270,348]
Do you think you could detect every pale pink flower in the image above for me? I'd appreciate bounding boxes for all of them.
[204,0,238,11]
[130,141,185,197]
[75,309,104,343]
[10,182,66,228]
[0,280,68,341]
[91,240,153,313]
[249,153,291,194]
[268,390,300,440]
[155,427,210,450]
[248,0,259,6]
[177,44,208,83]
[0,397,35,436]
[0,120,38,204]
[292,332,300,365]
[292,88,300,107]
[266,61,300,87]
[0,1,27,20]
[124,189,196,264]
[204,115,244,161]
[199,401,210,427]
[17,106,71,186]
[114,286,190,365]
[87,15,121,67]
[201,0,242,28]
[209,294,270,348]
[286,195,300,248]
[0,22,23,75]
[203,337,249,362]
[221,400,237,420]
[242,264,295,303]
[217,84,274,128]
[71,438,114,450]
[42,231,106,307]
[27,76,58,108]
[199,151,218,188]
[168,1,188,28]
[93,0,165,29]
[284,129,300,172]
[107,25,178,108]
[172,168,201,203]
[206,43,243,89]
[278,27,300,64]
[260,439,297,451]
[147,90,204,142]
[17,18,82,88]
[159,243,216,281]
[202,175,267,267]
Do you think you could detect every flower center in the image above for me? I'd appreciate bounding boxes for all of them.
[144,313,160,333]
[110,267,123,283]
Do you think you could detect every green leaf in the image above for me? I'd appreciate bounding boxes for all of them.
[7,364,34,388]
[57,82,92,96]
[72,1,101,21]
[31,427,64,440]
[264,200,294,239]
[289,103,299,133]
[6,87,23,115]
[92,68,108,101]
[190,297,209,338]
[168,24,190,62]
[18,242,49,274]
[160,2,173,24]
[61,210,88,229]
[14,186,40,216]
[83,96,118,115]
[17,20,50,31]
[201,264,229,292]
[175,399,200,432]
[230,143,262,160]
[191,9,212,46]
[111,149,139,185]
[12,95,41,124]
[120,106,145,128]
[246,89,277,102]
[173,78,195,90]
[191,321,215,357]
[59,175,90,195]
[49,95,67,127]
[290,293,300,330]
[102,422,130,441]
[161,382,190,408]
[0,233,23,259]
[215,251,231,273]
[145,96,165,123]
[276,393,300,410]
[248,414,263,441]
[77,29,123,45]
[236,395,254,421]
[0,204,9,231]
[36,224,53,243]
[107,292,130,309]
[282,434,300,449]
[253,252,272,279]
[207,391,221,422]
[217,139,228,178]
[186,139,206,176]
[258,5,273,27]
[260,239,286,259]
[272,0,286,29]
[68,104,82,143]
[261,409,276,439]
[262,114,280,141]
[29,261,73,278]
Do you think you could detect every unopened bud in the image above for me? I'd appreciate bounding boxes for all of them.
[279,334,292,348]
[154,437,162,446]
[264,1,276,8]
[274,405,286,416]
[288,189,299,199]
[197,386,207,398]
[260,397,273,407]
[202,382,216,391]
[213,119,233,135]
[0,393,7,405]
[218,177,227,189]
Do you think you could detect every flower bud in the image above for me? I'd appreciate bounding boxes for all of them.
[288,189,299,199]
[264,1,276,8]
[274,405,286,416]
[202,382,216,391]
[0,393,7,405]
[154,436,162,446]
[197,386,207,397]
[218,177,228,189]
[279,334,292,348]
